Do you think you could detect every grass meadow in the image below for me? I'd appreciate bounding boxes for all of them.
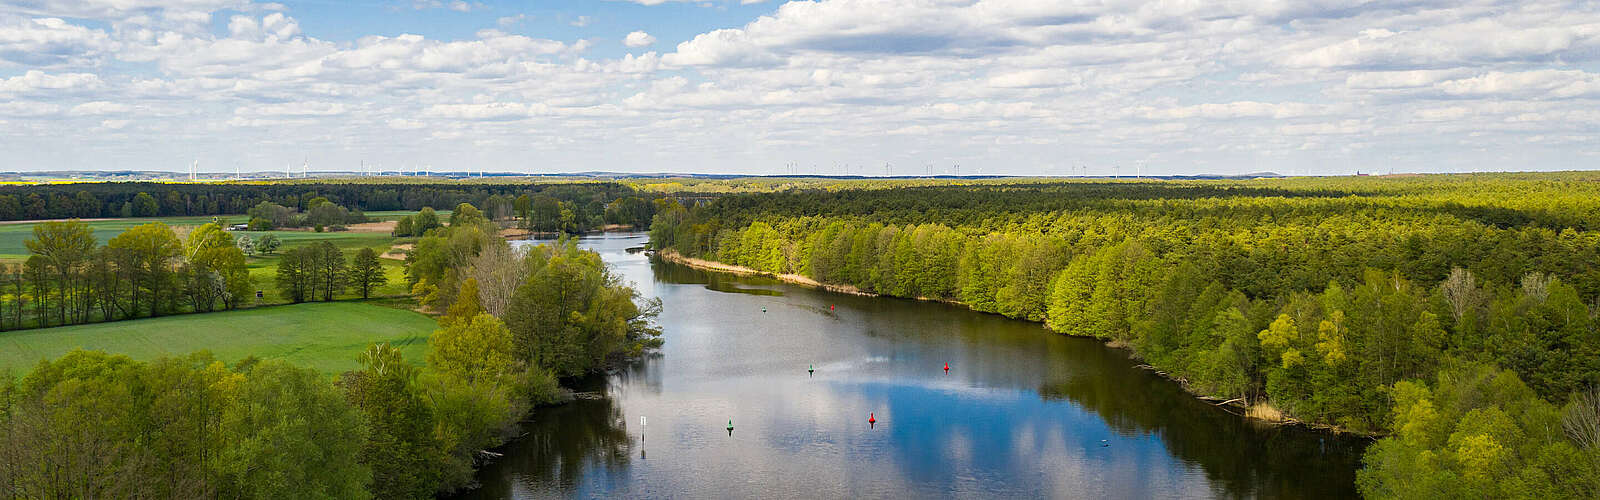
[0,301,435,374]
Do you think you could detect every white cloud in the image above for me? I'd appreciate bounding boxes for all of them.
[0,70,102,94]
[624,31,656,48]
[0,101,60,117]
[496,14,529,28]
[235,102,347,117]
[69,101,131,115]
[3,0,1600,174]
[422,102,548,120]
[1436,70,1600,99]
[387,118,425,129]
[0,16,116,67]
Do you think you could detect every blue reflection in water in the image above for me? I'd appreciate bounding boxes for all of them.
[454,234,1364,499]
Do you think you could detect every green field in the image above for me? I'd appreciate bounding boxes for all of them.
[0,210,445,261]
[0,214,238,260]
[0,301,436,374]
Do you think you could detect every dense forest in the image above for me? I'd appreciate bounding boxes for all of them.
[0,181,652,230]
[650,174,1600,497]
[0,200,662,498]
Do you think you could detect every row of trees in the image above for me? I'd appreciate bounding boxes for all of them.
[0,181,642,222]
[650,176,1600,496]
[0,220,253,331]
[391,194,659,237]
[275,243,387,302]
[246,199,366,231]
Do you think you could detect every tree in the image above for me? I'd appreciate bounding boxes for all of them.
[347,247,386,299]
[107,222,183,318]
[528,195,562,232]
[275,247,312,303]
[311,241,346,301]
[503,240,662,376]
[247,202,295,228]
[236,235,255,256]
[255,234,281,254]
[216,361,371,499]
[25,219,95,324]
[131,192,159,217]
[413,207,442,235]
[427,312,521,386]
[448,203,486,228]
[338,344,446,499]
[184,223,251,311]
[246,217,272,231]
[467,242,525,317]
[392,216,414,237]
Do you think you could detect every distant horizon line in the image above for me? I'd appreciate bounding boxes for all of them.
[0,169,1563,182]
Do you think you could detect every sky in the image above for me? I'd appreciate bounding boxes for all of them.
[0,0,1597,176]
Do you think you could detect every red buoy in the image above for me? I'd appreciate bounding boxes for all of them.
[944,362,950,373]
[869,413,876,424]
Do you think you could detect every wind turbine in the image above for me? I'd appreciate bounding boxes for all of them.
[189,159,198,181]
[301,157,310,179]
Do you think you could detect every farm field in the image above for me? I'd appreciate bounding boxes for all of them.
[0,301,434,374]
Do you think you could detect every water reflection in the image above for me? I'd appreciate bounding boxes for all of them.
[463,376,633,498]
[458,234,1365,499]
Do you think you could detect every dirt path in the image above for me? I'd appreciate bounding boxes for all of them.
[344,220,397,233]
[381,243,413,260]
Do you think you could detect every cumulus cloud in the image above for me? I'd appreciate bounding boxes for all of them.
[624,31,656,48]
[0,16,116,67]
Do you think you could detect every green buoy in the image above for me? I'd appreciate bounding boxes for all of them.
[726,419,734,435]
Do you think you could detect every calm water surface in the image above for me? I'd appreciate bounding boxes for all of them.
[461,233,1365,499]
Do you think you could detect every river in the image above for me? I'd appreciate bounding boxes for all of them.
[459,233,1365,499]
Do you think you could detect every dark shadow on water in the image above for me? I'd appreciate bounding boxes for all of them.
[452,375,634,500]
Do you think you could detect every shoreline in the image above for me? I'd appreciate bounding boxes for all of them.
[654,248,1372,438]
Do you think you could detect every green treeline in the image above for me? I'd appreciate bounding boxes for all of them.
[650,175,1600,497]
[391,194,656,237]
[0,201,662,498]
[0,181,639,226]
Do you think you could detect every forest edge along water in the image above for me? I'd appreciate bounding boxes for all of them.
[458,233,1366,499]
[655,246,1344,433]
